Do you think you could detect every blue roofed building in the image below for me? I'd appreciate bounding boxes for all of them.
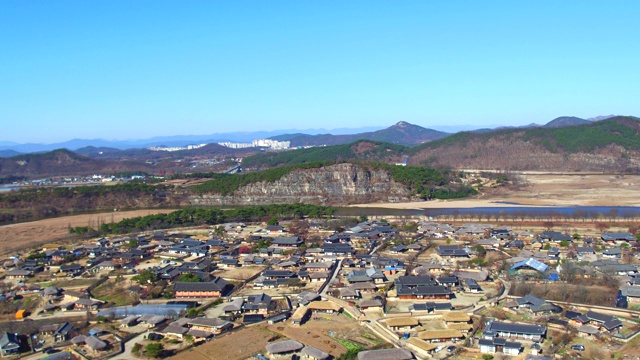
[510,258,548,273]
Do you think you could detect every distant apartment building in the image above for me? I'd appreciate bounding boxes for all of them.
[251,139,290,149]
[218,139,290,150]
[149,144,207,152]
[217,142,254,149]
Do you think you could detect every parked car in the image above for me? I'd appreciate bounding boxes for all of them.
[147,333,164,341]
[44,347,59,354]
[447,345,456,352]
[571,344,585,351]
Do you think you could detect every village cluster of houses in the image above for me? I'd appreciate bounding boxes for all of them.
[0,325,122,359]
[2,217,640,359]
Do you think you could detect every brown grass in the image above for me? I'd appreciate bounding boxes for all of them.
[0,209,177,255]
[350,173,640,208]
[265,315,375,357]
[267,322,347,357]
[169,326,277,360]
[510,282,617,307]
[618,331,640,357]
[213,266,267,281]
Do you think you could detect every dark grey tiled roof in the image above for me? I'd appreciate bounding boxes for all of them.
[485,321,546,336]
[174,277,228,292]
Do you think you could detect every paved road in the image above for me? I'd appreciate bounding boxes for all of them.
[497,277,511,301]
[369,243,383,255]
[111,332,146,360]
[367,319,401,348]
[319,258,344,296]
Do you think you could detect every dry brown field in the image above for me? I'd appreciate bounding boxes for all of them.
[267,319,349,357]
[213,266,266,281]
[351,173,640,208]
[488,173,640,206]
[170,325,278,360]
[0,209,177,255]
[617,332,640,358]
[173,316,381,360]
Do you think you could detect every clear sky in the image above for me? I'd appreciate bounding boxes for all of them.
[1,1,639,143]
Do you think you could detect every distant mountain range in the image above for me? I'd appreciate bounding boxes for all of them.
[269,121,448,147]
[0,126,385,155]
[2,115,639,177]
[241,116,640,172]
[0,115,622,156]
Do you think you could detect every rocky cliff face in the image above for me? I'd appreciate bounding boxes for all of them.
[188,163,411,206]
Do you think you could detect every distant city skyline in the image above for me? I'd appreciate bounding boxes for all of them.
[1,1,639,143]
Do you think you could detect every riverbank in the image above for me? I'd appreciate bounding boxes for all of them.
[349,199,547,210]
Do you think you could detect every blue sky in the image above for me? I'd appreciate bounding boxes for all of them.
[1,1,639,143]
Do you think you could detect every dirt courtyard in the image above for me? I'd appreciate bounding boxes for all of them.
[169,325,279,360]
[213,266,266,281]
[351,173,640,209]
[0,209,177,255]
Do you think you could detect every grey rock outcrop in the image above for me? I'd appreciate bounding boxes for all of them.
[188,163,411,206]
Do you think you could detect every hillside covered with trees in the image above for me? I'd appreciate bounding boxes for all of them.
[0,161,475,224]
[241,140,407,169]
[408,116,640,171]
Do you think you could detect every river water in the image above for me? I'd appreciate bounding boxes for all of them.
[337,206,640,218]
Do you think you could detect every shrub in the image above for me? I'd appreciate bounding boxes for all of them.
[145,343,164,358]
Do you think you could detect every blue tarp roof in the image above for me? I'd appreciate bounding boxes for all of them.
[510,258,548,273]
[98,303,192,318]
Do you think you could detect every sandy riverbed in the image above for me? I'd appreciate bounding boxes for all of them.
[350,173,640,209]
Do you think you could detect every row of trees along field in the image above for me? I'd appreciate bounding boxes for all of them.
[70,204,335,236]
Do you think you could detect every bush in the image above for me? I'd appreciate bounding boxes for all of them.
[145,343,164,358]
